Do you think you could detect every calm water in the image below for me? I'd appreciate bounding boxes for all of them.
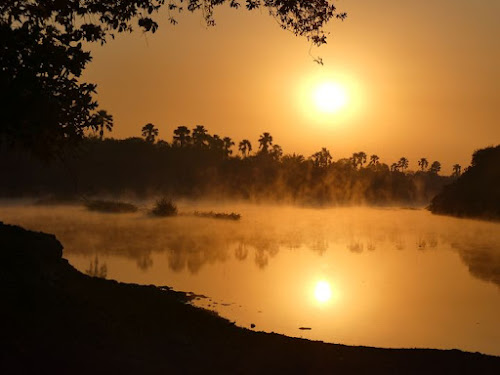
[2,202,499,355]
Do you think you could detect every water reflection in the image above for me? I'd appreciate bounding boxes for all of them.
[453,243,500,288]
[314,280,332,303]
[1,205,499,289]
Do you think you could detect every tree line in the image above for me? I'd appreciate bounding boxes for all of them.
[1,123,458,205]
[94,118,463,177]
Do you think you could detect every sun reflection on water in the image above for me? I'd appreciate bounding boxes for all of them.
[314,280,333,303]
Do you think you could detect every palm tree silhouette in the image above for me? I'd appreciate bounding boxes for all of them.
[368,154,380,166]
[209,134,224,152]
[452,164,461,177]
[429,161,441,174]
[258,132,273,153]
[418,158,429,171]
[192,125,208,148]
[173,126,191,147]
[238,139,252,157]
[398,157,409,171]
[141,123,159,143]
[92,110,114,140]
[351,152,367,169]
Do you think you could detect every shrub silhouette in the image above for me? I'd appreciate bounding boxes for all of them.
[151,198,178,217]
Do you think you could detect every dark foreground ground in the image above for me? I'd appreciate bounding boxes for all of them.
[1,222,499,374]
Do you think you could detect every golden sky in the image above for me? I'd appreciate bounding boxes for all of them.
[84,0,500,173]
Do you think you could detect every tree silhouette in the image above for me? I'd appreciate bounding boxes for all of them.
[209,134,224,153]
[157,140,170,149]
[368,154,380,166]
[239,139,252,157]
[258,133,273,154]
[2,1,345,158]
[283,153,306,164]
[429,161,441,174]
[2,124,457,206]
[398,157,409,172]
[192,125,209,149]
[91,110,114,140]
[452,164,461,177]
[142,123,159,143]
[311,148,332,168]
[173,126,191,147]
[418,158,429,171]
[351,152,367,169]
[223,137,235,157]
[270,145,283,161]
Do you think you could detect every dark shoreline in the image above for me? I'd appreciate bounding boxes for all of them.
[1,222,499,374]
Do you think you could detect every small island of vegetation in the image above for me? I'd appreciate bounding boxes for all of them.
[84,199,138,213]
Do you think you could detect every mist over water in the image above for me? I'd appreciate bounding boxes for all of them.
[1,201,499,355]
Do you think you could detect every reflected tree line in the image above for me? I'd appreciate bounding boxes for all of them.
[31,213,497,289]
[85,228,499,289]
[1,124,461,204]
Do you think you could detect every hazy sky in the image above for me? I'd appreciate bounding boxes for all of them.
[84,0,499,172]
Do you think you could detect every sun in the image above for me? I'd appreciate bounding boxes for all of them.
[313,82,348,114]
[314,280,332,303]
[296,72,363,126]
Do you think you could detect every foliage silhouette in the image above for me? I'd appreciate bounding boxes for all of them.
[91,110,114,140]
[418,158,429,171]
[173,126,191,147]
[429,161,442,174]
[270,144,283,161]
[311,148,332,168]
[222,137,235,157]
[151,198,178,217]
[429,145,500,220]
[239,139,252,157]
[193,211,241,221]
[351,152,367,169]
[0,125,456,205]
[142,123,159,143]
[193,125,209,149]
[85,200,138,213]
[398,157,409,171]
[258,132,273,154]
[369,154,380,167]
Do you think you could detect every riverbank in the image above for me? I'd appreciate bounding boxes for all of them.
[1,222,499,374]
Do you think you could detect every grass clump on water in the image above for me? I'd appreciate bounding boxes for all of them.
[194,211,241,221]
[151,198,178,217]
[85,200,138,213]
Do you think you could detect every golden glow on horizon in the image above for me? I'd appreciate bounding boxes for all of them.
[314,280,332,303]
[313,82,348,113]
